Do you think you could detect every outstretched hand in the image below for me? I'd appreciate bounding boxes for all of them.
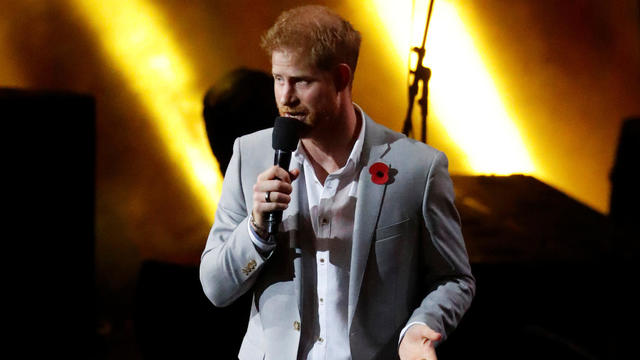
[398,324,442,360]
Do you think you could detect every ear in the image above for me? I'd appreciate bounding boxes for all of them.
[332,63,352,92]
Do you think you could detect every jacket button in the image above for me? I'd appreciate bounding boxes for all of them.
[293,321,300,331]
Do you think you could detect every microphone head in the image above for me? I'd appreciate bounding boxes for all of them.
[273,116,304,151]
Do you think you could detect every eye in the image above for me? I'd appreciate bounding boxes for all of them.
[295,79,310,87]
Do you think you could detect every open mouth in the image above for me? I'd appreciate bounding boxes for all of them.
[283,112,307,120]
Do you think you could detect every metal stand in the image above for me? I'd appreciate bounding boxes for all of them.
[402,0,435,144]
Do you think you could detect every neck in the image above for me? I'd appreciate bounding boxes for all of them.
[302,103,361,182]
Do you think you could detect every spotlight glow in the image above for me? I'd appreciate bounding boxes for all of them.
[71,0,222,219]
[372,0,536,175]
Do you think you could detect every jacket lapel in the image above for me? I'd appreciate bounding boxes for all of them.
[348,115,390,329]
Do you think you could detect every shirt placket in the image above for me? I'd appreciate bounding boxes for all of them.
[314,175,338,359]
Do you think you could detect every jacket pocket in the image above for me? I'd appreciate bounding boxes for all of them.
[375,218,410,241]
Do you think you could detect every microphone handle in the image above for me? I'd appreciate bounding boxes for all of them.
[266,150,292,236]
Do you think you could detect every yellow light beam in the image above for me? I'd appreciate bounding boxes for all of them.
[70,0,221,219]
[372,0,536,175]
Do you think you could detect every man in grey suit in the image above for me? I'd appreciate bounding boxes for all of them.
[200,5,474,360]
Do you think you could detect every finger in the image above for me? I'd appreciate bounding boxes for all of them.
[251,197,289,228]
[264,190,291,204]
[256,166,274,182]
[253,180,293,196]
[258,166,292,182]
[257,166,297,184]
[272,166,293,183]
[252,188,291,206]
[254,200,289,213]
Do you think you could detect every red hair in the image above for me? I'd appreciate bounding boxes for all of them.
[260,5,361,77]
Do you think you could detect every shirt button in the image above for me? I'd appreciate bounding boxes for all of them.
[318,337,324,343]
[293,321,300,331]
[319,258,325,264]
[321,218,328,225]
[319,297,324,304]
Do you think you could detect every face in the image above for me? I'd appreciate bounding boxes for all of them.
[271,49,339,136]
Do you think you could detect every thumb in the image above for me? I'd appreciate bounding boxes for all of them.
[290,168,301,181]
[421,326,442,342]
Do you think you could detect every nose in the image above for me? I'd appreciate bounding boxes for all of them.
[278,82,298,107]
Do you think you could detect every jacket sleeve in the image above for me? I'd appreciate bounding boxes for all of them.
[199,137,268,307]
[407,151,475,341]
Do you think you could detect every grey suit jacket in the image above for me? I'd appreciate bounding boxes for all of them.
[200,112,475,360]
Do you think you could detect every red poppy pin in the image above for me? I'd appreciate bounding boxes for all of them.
[369,162,390,185]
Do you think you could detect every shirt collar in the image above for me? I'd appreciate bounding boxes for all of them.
[293,103,366,171]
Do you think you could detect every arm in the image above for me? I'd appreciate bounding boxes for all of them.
[399,151,475,358]
[199,137,298,307]
[199,137,264,307]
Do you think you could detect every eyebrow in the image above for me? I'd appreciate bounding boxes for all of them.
[272,74,314,82]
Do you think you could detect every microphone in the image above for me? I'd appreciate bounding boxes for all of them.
[266,116,305,237]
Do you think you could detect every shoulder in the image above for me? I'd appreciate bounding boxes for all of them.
[365,116,444,171]
[229,128,275,179]
[235,127,273,151]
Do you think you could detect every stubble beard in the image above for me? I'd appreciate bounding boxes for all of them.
[279,105,337,140]
[305,104,341,142]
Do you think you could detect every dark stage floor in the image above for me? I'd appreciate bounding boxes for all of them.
[94,260,636,359]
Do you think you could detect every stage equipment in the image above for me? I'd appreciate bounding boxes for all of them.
[402,0,435,143]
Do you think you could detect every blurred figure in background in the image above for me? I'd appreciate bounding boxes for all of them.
[203,68,278,174]
[134,68,277,358]
[609,116,640,260]
[608,116,639,359]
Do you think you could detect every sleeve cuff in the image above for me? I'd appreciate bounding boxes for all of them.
[247,220,276,253]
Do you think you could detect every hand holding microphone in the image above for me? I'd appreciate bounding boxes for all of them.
[251,117,306,240]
